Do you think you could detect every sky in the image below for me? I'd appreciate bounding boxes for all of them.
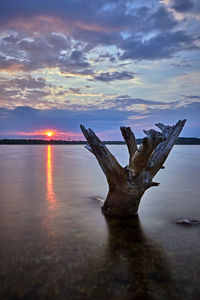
[0,0,199,140]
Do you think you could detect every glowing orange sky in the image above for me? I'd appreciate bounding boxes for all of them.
[4,129,84,140]
[44,130,55,137]
[19,129,59,138]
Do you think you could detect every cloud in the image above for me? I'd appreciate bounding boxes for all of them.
[93,52,116,63]
[0,75,51,107]
[112,97,176,107]
[1,100,199,139]
[171,0,193,12]
[102,97,179,113]
[68,88,81,95]
[0,32,91,73]
[0,106,131,136]
[0,69,193,112]
[162,0,200,22]
[151,6,178,30]
[0,1,178,35]
[7,75,47,89]
[183,95,200,100]
[120,30,197,60]
[92,71,134,82]
[0,1,144,33]
[60,95,179,111]
[170,60,192,67]
[0,0,199,139]
[0,1,198,63]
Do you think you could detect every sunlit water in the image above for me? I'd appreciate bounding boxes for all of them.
[0,145,200,299]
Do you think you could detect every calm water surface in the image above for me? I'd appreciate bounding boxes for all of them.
[0,145,200,299]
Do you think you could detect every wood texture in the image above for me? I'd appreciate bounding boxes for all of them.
[149,119,186,178]
[80,120,186,216]
[80,125,124,186]
[120,126,137,165]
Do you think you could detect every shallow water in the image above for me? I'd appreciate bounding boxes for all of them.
[0,145,200,299]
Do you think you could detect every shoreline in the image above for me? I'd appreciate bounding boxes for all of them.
[0,137,200,145]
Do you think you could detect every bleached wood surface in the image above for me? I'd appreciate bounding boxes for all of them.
[80,119,186,216]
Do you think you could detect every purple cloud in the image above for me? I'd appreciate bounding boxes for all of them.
[171,0,193,12]
[0,101,199,139]
[92,71,134,82]
[120,30,196,60]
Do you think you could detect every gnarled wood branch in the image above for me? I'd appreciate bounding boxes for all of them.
[80,125,124,186]
[149,119,186,178]
[130,129,165,176]
[120,126,137,164]
[80,119,186,216]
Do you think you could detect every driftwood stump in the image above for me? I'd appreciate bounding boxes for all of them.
[80,120,186,216]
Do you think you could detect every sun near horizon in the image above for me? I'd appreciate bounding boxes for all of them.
[44,130,55,138]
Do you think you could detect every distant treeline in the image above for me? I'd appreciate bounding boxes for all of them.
[0,137,200,145]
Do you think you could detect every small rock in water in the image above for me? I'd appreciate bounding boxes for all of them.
[176,218,200,225]
[96,197,104,204]
[90,196,104,204]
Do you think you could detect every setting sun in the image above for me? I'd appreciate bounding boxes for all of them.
[44,130,55,138]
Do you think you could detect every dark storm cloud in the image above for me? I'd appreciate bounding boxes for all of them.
[171,0,193,12]
[92,71,134,82]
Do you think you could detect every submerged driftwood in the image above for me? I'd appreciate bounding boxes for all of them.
[80,120,186,216]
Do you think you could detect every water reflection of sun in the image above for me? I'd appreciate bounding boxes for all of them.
[44,145,58,238]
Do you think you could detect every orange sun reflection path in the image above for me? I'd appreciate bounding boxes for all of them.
[44,145,58,238]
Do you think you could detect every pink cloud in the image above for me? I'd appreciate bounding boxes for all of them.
[0,129,83,140]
